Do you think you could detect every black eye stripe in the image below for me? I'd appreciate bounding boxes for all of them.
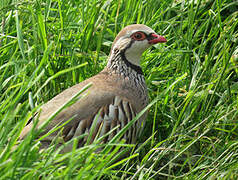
[147,33,156,41]
[131,31,155,41]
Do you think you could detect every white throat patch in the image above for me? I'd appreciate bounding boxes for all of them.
[124,40,150,66]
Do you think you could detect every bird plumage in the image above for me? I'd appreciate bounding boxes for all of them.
[19,24,166,151]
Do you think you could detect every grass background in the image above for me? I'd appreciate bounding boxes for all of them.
[0,0,237,179]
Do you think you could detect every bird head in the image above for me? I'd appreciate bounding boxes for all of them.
[110,24,167,66]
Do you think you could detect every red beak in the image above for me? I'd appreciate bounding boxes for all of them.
[149,33,167,44]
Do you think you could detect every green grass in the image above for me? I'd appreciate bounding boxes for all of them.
[0,0,238,179]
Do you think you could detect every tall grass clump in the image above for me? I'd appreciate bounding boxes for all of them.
[0,0,237,179]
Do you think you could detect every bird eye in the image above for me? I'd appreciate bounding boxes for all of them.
[131,32,146,41]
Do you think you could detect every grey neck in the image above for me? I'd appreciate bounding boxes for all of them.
[107,48,144,76]
[106,48,148,104]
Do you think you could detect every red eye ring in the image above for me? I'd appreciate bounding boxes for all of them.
[131,32,146,41]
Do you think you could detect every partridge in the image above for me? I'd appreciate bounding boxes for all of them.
[20,24,167,150]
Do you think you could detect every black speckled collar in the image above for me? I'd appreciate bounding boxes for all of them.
[119,40,144,75]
